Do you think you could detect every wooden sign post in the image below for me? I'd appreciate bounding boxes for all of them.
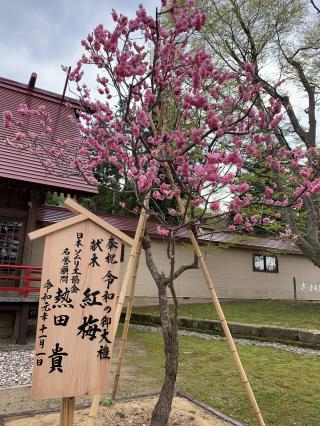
[29,199,134,425]
[87,200,149,426]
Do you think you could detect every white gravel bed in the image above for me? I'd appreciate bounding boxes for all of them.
[131,324,320,356]
[1,324,320,390]
[0,349,34,389]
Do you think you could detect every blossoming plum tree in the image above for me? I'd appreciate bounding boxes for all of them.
[4,1,318,424]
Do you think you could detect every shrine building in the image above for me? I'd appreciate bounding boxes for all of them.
[0,73,97,343]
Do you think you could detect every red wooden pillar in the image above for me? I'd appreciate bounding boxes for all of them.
[14,189,40,343]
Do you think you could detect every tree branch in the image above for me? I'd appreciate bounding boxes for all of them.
[163,251,198,285]
[310,0,320,14]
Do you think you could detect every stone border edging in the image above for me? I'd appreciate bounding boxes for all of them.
[125,312,320,346]
[177,390,244,426]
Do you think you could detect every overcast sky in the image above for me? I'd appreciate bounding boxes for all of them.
[0,0,159,95]
[0,0,314,126]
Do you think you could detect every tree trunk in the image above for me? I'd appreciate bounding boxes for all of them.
[298,240,320,269]
[143,235,194,426]
[151,283,179,426]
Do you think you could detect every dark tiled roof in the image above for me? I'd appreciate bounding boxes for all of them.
[199,231,300,253]
[36,204,188,240]
[36,204,301,254]
[0,76,97,194]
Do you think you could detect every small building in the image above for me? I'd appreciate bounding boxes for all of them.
[33,204,320,305]
[0,74,97,342]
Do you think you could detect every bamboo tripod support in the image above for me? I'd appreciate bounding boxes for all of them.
[112,234,144,399]
[87,207,148,426]
[87,172,265,425]
[60,397,75,426]
[165,165,265,426]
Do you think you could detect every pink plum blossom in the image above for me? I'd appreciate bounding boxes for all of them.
[250,215,258,223]
[209,200,220,213]
[157,226,169,236]
[234,213,244,224]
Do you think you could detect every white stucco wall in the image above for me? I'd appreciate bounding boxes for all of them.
[30,236,320,302]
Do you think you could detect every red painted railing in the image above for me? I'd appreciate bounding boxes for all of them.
[0,265,42,297]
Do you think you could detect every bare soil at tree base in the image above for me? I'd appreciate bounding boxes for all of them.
[3,396,231,425]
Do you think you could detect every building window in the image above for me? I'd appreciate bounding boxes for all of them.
[0,219,25,284]
[0,220,24,265]
[253,255,278,273]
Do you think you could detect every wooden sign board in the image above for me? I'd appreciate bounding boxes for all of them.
[32,219,121,400]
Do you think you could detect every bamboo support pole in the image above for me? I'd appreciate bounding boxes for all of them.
[186,229,265,425]
[87,396,100,426]
[113,208,148,331]
[165,167,265,426]
[111,228,145,399]
[60,397,75,426]
[87,206,148,426]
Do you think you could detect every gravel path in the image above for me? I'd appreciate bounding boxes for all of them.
[1,325,320,390]
[132,324,320,356]
[0,349,34,389]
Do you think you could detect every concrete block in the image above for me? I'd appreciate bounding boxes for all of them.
[194,319,222,333]
[228,322,261,337]
[298,330,320,345]
[260,326,298,341]
[178,317,194,329]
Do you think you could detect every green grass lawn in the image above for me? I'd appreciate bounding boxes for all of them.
[134,300,320,330]
[123,327,320,425]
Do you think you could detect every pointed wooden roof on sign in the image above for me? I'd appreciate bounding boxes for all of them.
[28,198,134,246]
